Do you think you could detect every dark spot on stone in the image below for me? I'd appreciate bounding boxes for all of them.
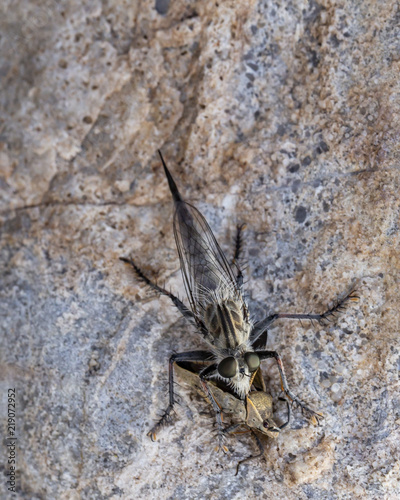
[329,34,341,47]
[236,130,245,142]
[5,213,31,233]
[58,59,68,69]
[295,206,307,223]
[277,124,286,136]
[291,179,301,193]
[83,116,93,124]
[246,62,258,71]
[155,0,170,15]
[304,1,326,23]
[250,25,258,35]
[156,0,170,15]
[288,163,300,173]
[301,156,312,166]
[309,49,319,67]
[323,201,330,212]
[248,248,259,256]
[319,141,329,152]
[179,90,187,103]
[245,72,255,81]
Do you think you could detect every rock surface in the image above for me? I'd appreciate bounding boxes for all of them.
[1,0,399,498]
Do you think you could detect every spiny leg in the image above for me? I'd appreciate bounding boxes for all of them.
[258,350,323,423]
[232,224,246,288]
[233,223,246,262]
[147,350,213,441]
[120,257,194,321]
[251,288,359,348]
[235,431,265,476]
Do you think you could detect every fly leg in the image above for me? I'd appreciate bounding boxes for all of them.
[198,364,230,451]
[233,223,246,262]
[258,350,324,423]
[147,351,213,441]
[232,223,246,288]
[120,257,194,322]
[251,288,359,348]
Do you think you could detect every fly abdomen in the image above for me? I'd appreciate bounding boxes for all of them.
[204,299,249,348]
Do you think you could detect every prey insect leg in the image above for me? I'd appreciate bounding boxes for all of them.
[257,350,323,423]
[235,431,265,476]
[147,351,213,441]
[278,397,291,430]
[120,257,194,322]
[221,423,249,435]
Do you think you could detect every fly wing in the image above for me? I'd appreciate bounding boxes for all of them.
[158,150,243,323]
[173,199,241,318]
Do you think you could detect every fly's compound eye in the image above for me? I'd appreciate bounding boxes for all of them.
[217,357,238,378]
[244,352,260,372]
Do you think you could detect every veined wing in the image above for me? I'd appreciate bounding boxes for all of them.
[173,199,241,317]
[158,150,242,320]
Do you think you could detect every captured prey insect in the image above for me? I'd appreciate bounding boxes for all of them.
[120,150,358,443]
[174,360,290,474]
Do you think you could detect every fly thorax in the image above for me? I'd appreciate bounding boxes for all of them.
[203,299,250,350]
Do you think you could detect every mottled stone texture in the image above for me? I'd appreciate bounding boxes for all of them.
[1,0,399,498]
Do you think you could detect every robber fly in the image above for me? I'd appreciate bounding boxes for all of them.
[175,360,290,474]
[121,151,358,442]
